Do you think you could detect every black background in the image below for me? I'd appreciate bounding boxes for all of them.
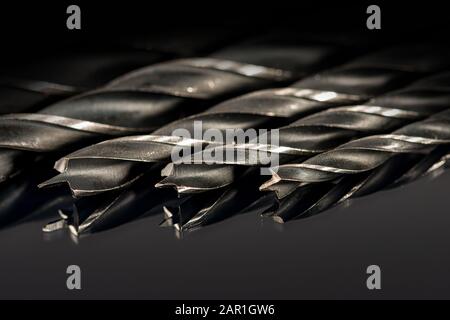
[1,0,450,300]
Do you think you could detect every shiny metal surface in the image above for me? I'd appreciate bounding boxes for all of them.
[152,70,450,231]
[39,41,357,200]
[41,45,450,234]
[0,47,312,184]
[269,110,450,222]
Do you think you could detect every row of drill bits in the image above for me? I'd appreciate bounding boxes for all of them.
[156,47,450,231]
[2,33,362,228]
[41,44,450,235]
[1,34,450,236]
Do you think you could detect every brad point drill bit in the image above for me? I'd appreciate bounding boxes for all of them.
[44,44,450,234]
[40,38,359,234]
[3,32,303,226]
[273,145,450,223]
[1,42,313,184]
[40,40,361,196]
[156,49,450,231]
[44,44,450,235]
[160,166,273,231]
[158,45,450,195]
[43,167,177,235]
[269,108,450,222]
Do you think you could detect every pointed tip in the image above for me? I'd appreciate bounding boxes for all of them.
[161,206,180,227]
[160,162,174,177]
[154,179,170,189]
[54,157,69,173]
[163,206,173,219]
[259,174,281,192]
[38,174,67,189]
[155,177,180,190]
[156,179,196,194]
[58,209,69,220]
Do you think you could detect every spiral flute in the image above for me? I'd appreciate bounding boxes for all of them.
[157,46,450,196]
[42,44,450,234]
[40,38,379,234]
[267,109,450,185]
[158,69,450,230]
[2,40,329,184]
[0,46,167,115]
[40,40,368,197]
[271,145,450,223]
[270,108,450,222]
[155,57,450,230]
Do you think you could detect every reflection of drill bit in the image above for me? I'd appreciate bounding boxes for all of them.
[155,69,450,231]
[160,167,270,231]
[272,145,450,222]
[40,40,366,198]
[269,109,450,222]
[1,44,312,184]
[43,168,176,235]
[0,164,72,227]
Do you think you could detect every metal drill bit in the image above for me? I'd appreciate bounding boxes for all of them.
[186,120,450,228]
[256,70,450,199]
[40,40,364,198]
[157,46,450,196]
[43,44,450,234]
[37,39,362,234]
[0,46,168,115]
[267,109,450,222]
[266,109,450,187]
[263,71,450,199]
[0,28,270,114]
[43,167,178,235]
[1,32,280,226]
[270,145,450,223]
[157,68,450,230]
[159,166,273,232]
[1,43,314,184]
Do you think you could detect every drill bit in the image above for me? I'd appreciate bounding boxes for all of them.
[268,108,450,222]
[271,145,450,223]
[44,45,450,234]
[175,90,450,230]
[0,45,168,115]
[158,46,450,195]
[39,38,373,234]
[155,56,450,231]
[1,31,289,227]
[40,39,365,197]
[1,41,318,185]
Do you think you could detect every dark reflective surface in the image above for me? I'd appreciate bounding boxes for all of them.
[1,171,449,299]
